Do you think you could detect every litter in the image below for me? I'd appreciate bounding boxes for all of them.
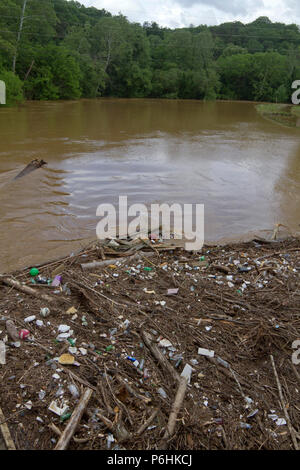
[24,315,36,323]
[181,364,193,383]
[48,400,69,417]
[198,348,215,358]
[51,275,62,287]
[0,341,6,365]
[58,325,70,333]
[0,234,299,450]
[167,288,179,295]
[58,354,75,365]
[158,339,173,348]
[19,329,30,340]
[40,307,50,318]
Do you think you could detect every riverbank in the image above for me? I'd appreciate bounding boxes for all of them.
[256,103,300,127]
[0,234,300,450]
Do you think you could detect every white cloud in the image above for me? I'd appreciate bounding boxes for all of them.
[82,0,300,27]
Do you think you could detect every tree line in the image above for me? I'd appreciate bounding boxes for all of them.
[0,0,299,105]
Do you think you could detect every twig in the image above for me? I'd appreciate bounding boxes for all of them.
[136,408,159,436]
[1,277,55,303]
[291,363,300,385]
[81,251,155,271]
[48,423,89,444]
[115,374,152,404]
[97,409,132,443]
[61,368,97,391]
[270,355,299,450]
[0,407,16,450]
[142,331,180,383]
[99,246,106,260]
[54,388,93,450]
[160,376,188,448]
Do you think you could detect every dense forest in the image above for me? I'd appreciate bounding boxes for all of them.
[0,0,300,105]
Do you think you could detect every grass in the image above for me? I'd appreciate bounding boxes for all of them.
[256,103,289,115]
[256,103,300,128]
[291,105,300,117]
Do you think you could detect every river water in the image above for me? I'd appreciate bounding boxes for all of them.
[0,98,299,272]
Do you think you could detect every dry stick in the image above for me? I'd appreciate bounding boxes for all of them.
[73,279,150,319]
[291,363,300,385]
[96,410,132,443]
[104,366,134,427]
[142,331,180,384]
[72,280,134,310]
[230,367,247,400]
[1,277,55,303]
[0,407,28,426]
[115,374,151,404]
[204,290,251,310]
[207,357,255,389]
[81,251,156,271]
[211,264,231,274]
[160,376,189,448]
[54,388,93,450]
[61,368,97,392]
[136,408,159,436]
[270,355,299,450]
[27,340,54,356]
[48,423,89,444]
[97,380,114,415]
[99,246,106,260]
[0,407,16,450]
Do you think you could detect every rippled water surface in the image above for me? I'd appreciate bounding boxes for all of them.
[0,99,299,272]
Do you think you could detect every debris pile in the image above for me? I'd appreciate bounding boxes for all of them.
[0,233,300,450]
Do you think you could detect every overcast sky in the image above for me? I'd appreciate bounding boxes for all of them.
[81,0,299,28]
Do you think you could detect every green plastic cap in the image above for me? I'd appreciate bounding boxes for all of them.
[30,268,39,277]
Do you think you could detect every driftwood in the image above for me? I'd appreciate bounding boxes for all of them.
[161,376,188,446]
[0,407,16,450]
[54,388,93,450]
[142,331,180,383]
[13,159,47,180]
[270,355,299,450]
[81,251,156,271]
[1,277,55,303]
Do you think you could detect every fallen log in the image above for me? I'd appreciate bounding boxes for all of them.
[54,388,93,450]
[13,159,47,180]
[1,277,55,303]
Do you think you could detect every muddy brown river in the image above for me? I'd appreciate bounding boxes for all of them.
[0,98,299,272]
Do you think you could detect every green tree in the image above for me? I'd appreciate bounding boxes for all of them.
[0,69,23,105]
